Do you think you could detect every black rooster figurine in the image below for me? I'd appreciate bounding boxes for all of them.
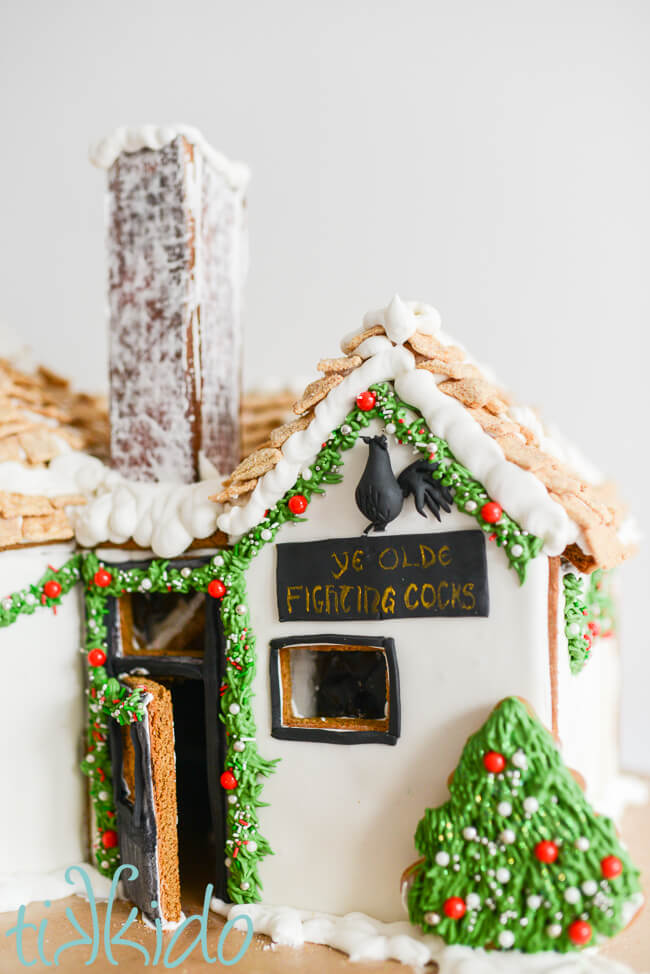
[355,435,454,534]
[397,458,454,521]
[355,435,404,534]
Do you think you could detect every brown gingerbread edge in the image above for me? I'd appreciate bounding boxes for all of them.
[122,676,181,924]
[547,556,561,741]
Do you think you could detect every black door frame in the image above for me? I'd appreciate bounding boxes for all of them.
[102,556,229,903]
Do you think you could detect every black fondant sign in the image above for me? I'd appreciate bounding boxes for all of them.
[276,530,489,621]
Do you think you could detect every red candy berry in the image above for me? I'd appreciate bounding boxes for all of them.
[288,494,308,515]
[483,751,506,774]
[356,390,377,412]
[208,579,227,599]
[535,840,559,863]
[443,896,466,919]
[88,648,107,667]
[220,770,238,791]
[43,579,62,599]
[93,569,112,588]
[480,501,503,524]
[101,829,118,849]
[568,920,592,946]
[601,855,623,879]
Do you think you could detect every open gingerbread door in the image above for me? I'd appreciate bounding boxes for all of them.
[110,676,181,925]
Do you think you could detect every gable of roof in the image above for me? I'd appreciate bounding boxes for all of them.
[215,298,633,574]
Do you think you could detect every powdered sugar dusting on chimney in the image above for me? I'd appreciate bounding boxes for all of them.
[99,127,247,484]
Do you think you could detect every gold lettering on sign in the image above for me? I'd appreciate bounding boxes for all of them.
[364,586,381,615]
[463,582,476,610]
[331,551,348,579]
[286,586,303,615]
[278,532,486,620]
[419,544,435,568]
[404,583,420,611]
[421,583,436,609]
[402,546,419,569]
[379,546,399,571]
[382,586,396,615]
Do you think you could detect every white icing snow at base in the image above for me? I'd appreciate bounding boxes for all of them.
[210,899,647,974]
[0,863,118,914]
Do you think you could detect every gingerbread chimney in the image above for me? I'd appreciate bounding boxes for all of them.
[91,125,249,483]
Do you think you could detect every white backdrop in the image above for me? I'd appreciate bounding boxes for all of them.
[1,0,649,771]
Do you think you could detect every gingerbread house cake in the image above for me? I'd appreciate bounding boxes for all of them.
[0,125,644,967]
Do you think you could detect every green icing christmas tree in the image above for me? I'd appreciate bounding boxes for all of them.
[407,697,642,953]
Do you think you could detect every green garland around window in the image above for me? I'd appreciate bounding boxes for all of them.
[563,569,615,675]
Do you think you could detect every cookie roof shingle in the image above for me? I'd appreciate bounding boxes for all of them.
[215,299,633,573]
[0,359,108,550]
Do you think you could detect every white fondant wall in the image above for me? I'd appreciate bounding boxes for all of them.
[0,545,86,878]
[245,430,552,920]
[556,617,620,810]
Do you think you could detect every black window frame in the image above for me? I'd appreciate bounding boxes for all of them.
[269,633,400,746]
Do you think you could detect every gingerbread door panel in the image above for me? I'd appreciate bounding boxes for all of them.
[111,676,181,925]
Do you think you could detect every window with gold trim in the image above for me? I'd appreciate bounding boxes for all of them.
[269,635,400,745]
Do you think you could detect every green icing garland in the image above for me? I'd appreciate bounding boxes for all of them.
[79,551,276,902]
[563,570,616,674]
[0,553,82,627]
[407,697,642,952]
[286,381,543,584]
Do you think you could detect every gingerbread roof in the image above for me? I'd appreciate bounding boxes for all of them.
[0,359,109,550]
[215,298,635,573]
[240,388,297,459]
[0,384,298,560]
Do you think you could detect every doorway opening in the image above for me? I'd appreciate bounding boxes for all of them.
[160,675,217,901]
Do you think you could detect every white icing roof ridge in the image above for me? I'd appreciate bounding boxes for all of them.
[89,124,250,190]
[216,298,634,572]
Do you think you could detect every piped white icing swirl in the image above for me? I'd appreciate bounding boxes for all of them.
[89,124,250,190]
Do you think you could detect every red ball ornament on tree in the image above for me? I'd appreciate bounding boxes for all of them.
[88,648,107,667]
[220,769,238,791]
[101,829,118,849]
[208,579,227,599]
[480,501,502,524]
[601,855,623,879]
[568,920,592,946]
[93,569,112,588]
[483,751,506,774]
[356,390,377,412]
[443,896,466,919]
[534,840,559,864]
[288,494,308,515]
[43,579,62,599]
